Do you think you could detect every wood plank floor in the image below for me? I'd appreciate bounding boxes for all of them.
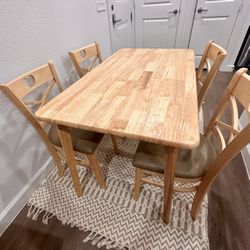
[0,72,250,250]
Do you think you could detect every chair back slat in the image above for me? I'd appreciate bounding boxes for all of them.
[75,43,99,61]
[196,41,211,81]
[5,61,63,112]
[206,42,226,61]
[228,95,239,143]
[213,125,226,151]
[7,64,53,99]
[0,83,64,175]
[205,58,211,72]
[205,68,250,151]
[215,121,240,135]
[232,73,250,117]
[192,120,250,217]
[196,41,227,109]
[192,68,250,217]
[69,42,102,78]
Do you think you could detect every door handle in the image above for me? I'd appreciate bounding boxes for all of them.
[112,13,122,25]
[169,9,179,14]
[197,7,208,13]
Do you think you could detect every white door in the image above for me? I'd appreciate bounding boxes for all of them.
[189,0,242,64]
[135,0,181,48]
[107,0,135,52]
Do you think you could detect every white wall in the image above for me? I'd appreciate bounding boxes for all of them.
[0,93,54,235]
[0,0,112,85]
[0,0,111,235]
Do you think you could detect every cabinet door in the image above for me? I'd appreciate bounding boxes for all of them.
[189,0,242,65]
[108,0,135,52]
[135,0,181,48]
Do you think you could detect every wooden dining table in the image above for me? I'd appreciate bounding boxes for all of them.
[36,48,200,223]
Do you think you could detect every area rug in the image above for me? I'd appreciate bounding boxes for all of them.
[27,133,209,250]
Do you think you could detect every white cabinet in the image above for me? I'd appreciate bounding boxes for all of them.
[133,0,246,69]
[107,0,135,52]
[189,0,242,66]
[107,0,248,70]
[135,0,181,48]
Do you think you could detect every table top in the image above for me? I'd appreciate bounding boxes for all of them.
[36,48,200,149]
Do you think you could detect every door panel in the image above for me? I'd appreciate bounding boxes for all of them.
[108,0,135,52]
[195,16,230,51]
[143,0,170,4]
[143,19,170,48]
[189,0,242,64]
[135,0,181,48]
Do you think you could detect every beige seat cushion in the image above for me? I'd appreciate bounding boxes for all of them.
[132,134,217,179]
[49,124,104,155]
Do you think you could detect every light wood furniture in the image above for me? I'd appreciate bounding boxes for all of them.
[132,68,250,220]
[0,84,64,178]
[0,61,65,177]
[69,42,102,78]
[196,40,227,109]
[69,42,119,152]
[0,61,107,190]
[36,48,200,223]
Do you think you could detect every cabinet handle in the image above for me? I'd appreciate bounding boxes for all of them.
[197,7,208,13]
[169,9,178,14]
[112,13,122,25]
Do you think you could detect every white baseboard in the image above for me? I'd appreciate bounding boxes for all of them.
[221,64,234,72]
[0,157,54,236]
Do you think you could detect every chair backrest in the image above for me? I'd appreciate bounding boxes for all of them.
[192,68,250,215]
[205,68,250,151]
[5,61,63,113]
[68,42,102,78]
[196,40,227,109]
[0,71,64,175]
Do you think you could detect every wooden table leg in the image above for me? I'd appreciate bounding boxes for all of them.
[110,135,119,154]
[57,125,83,197]
[163,146,178,224]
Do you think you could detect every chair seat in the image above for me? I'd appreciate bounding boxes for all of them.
[49,124,104,154]
[132,134,217,178]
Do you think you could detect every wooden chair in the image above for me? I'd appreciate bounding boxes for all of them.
[197,40,227,109]
[69,42,119,152]
[132,68,250,219]
[69,42,102,78]
[0,61,108,188]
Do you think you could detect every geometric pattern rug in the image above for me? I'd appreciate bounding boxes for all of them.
[27,134,209,250]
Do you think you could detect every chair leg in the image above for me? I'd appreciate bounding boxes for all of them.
[191,182,209,220]
[49,147,64,177]
[86,153,106,188]
[110,135,119,154]
[133,168,143,201]
[44,143,64,177]
[53,155,64,177]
